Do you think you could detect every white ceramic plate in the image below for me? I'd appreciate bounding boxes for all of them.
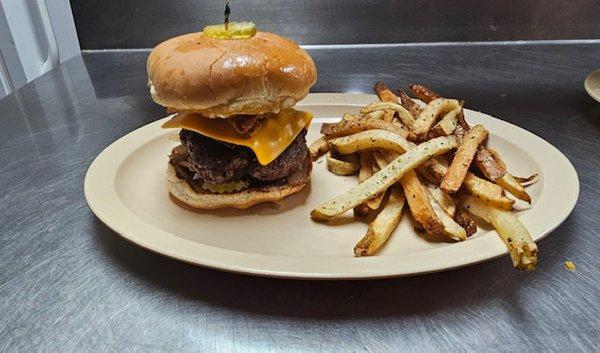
[85,93,579,279]
[584,69,600,103]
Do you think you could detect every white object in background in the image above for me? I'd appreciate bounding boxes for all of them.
[0,0,80,97]
[584,69,600,103]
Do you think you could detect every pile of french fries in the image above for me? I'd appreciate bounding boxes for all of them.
[309,83,539,271]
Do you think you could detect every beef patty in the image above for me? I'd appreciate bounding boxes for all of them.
[176,129,309,184]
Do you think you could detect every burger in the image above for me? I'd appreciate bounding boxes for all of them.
[146,22,317,209]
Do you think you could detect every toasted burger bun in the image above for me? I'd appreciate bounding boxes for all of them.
[166,164,309,209]
[147,32,317,118]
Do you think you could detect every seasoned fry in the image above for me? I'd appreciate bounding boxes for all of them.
[461,194,538,270]
[341,113,361,122]
[425,185,456,217]
[320,116,412,140]
[311,136,457,220]
[486,148,506,169]
[409,84,442,103]
[366,190,386,210]
[354,152,376,216]
[412,98,462,140]
[463,172,514,210]
[417,156,449,185]
[364,151,387,210]
[440,125,489,193]
[374,82,399,103]
[456,101,470,130]
[427,187,467,241]
[378,148,452,239]
[364,110,385,120]
[328,129,413,155]
[309,136,329,161]
[372,150,391,169]
[397,89,423,118]
[497,173,532,204]
[430,109,459,137]
[514,173,539,186]
[326,154,360,175]
[367,151,391,210]
[354,185,405,256]
[485,149,533,203]
[474,146,506,181]
[360,102,415,129]
[401,170,445,237]
[358,152,375,182]
[453,201,477,236]
[373,82,401,123]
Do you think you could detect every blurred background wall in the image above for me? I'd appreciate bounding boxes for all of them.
[70,0,600,49]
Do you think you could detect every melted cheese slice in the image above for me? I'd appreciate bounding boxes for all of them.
[162,109,312,165]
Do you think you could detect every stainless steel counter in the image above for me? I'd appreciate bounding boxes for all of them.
[0,42,599,352]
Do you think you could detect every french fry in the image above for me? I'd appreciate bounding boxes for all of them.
[373,82,402,123]
[414,149,512,211]
[376,149,452,240]
[401,170,451,239]
[341,113,361,122]
[473,146,506,181]
[430,109,459,137]
[360,102,415,130]
[409,84,442,103]
[374,82,399,103]
[463,172,514,210]
[496,173,532,204]
[426,187,467,241]
[412,98,462,140]
[425,185,456,217]
[486,148,506,169]
[451,106,506,183]
[367,151,392,210]
[320,116,412,140]
[440,125,489,193]
[397,89,423,118]
[364,110,385,120]
[328,129,413,155]
[372,150,391,169]
[354,185,406,256]
[326,154,360,175]
[358,152,375,182]
[354,152,376,216]
[417,156,449,185]
[485,149,533,203]
[453,201,477,236]
[456,101,470,130]
[514,173,539,186]
[309,137,329,161]
[311,136,457,220]
[364,151,387,210]
[461,194,538,270]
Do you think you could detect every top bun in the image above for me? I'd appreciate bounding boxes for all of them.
[147,31,317,117]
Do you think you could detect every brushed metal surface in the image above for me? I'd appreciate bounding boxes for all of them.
[71,0,600,49]
[0,42,599,351]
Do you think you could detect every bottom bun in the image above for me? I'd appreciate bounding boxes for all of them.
[166,164,309,209]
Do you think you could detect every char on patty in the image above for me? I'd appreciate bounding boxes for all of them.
[175,129,309,184]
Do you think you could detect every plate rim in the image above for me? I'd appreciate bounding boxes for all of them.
[584,69,600,103]
[84,93,580,279]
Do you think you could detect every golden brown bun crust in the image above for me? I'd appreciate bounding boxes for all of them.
[147,32,317,117]
[166,164,309,209]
